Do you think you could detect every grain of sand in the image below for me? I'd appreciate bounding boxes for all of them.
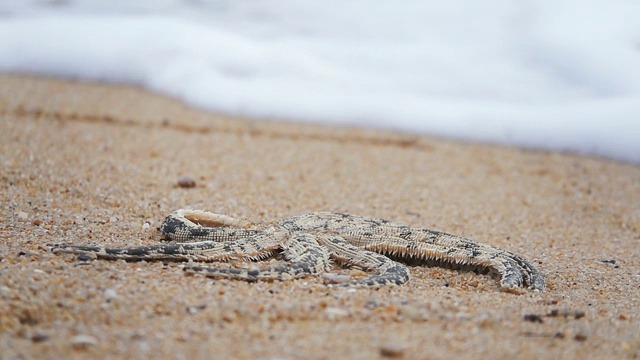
[1,74,639,359]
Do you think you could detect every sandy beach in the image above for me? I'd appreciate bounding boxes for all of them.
[1,73,638,359]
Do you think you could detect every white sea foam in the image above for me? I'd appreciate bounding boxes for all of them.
[1,1,639,162]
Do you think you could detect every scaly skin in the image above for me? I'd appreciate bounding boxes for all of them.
[53,209,544,292]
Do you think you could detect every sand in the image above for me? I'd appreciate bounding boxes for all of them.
[1,73,639,359]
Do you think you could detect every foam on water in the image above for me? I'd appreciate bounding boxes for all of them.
[1,1,639,162]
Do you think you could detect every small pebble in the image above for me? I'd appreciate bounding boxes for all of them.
[547,309,586,319]
[380,343,406,358]
[324,307,349,320]
[280,273,294,281]
[186,303,207,314]
[524,314,544,323]
[537,298,559,305]
[70,334,98,349]
[574,333,588,342]
[322,272,351,284]
[18,212,28,221]
[32,219,42,226]
[142,222,151,230]
[104,289,118,299]
[598,258,616,264]
[77,254,96,262]
[31,333,50,343]
[177,176,196,188]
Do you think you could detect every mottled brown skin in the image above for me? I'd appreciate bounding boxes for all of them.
[53,209,544,292]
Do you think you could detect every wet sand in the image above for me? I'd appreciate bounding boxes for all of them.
[1,73,639,359]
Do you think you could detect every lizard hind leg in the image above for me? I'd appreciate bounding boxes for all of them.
[184,233,331,282]
[317,234,410,287]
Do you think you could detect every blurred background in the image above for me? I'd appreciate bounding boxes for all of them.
[1,0,639,162]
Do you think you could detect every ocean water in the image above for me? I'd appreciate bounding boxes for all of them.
[1,0,639,162]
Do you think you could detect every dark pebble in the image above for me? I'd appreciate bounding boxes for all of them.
[31,333,50,343]
[177,176,196,188]
[380,343,405,358]
[574,333,588,342]
[77,254,94,262]
[547,309,585,319]
[598,259,616,264]
[524,314,544,323]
